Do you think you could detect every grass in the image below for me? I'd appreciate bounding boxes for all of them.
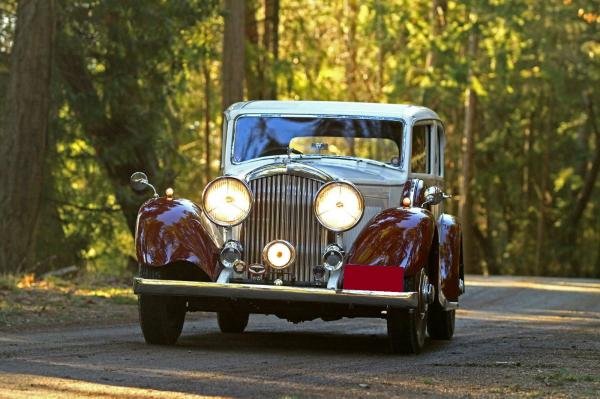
[534,369,599,387]
[0,272,138,330]
[0,274,19,291]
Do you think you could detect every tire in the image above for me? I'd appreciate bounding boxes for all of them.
[138,266,186,345]
[387,269,428,354]
[217,311,249,333]
[387,308,427,354]
[427,302,455,340]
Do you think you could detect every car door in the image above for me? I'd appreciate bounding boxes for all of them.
[409,120,444,215]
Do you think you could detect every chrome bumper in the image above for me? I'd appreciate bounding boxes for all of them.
[133,278,419,309]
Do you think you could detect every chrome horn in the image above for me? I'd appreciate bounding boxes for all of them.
[422,186,451,208]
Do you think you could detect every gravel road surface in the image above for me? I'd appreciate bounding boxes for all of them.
[1,275,599,398]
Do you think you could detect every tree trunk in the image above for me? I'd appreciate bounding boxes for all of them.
[459,27,480,275]
[570,95,600,228]
[244,0,260,99]
[57,48,169,236]
[425,0,447,70]
[560,93,600,275]
[222,0,245,110]
[595,240,600,278]
[264,0,279,99]
[0,0,55,273]
[422,0,447,106]
[345,0,358,101]
[374,0,385,98]
[534,125,549,276]
[203,59,212,185]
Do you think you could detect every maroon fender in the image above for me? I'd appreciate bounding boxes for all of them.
[135,197,220,281]
[345,207,436,290]
[437,213,462,302]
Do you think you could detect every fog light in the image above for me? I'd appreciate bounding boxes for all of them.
[220,240,243,268]
[263,240,295,270]
[323,244,344,271]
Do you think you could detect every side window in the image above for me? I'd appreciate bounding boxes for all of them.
[411,124,431,173]
[437,124,445,176]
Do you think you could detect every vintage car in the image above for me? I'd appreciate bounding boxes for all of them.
[131,101,464,354]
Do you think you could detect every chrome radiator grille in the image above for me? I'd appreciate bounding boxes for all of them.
[241,174,328,283]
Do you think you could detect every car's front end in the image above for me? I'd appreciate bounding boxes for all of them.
[133,101,462,353]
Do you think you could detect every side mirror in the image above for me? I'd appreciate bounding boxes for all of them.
[422,186,450,207]
[130,172,149,192]
[130,172,158,197]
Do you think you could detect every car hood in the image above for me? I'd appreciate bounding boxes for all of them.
[226,158,406,250]
[228,157,408,186]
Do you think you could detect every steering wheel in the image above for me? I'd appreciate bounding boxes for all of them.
[261,147,304,156]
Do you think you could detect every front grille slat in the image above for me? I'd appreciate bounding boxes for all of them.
[242,174,326,284]
[291,175,299,282]
[304,178,310,282]
[302,177,309,282]
[260,177,264,259]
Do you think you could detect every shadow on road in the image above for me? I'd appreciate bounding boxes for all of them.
[177,328,453,356]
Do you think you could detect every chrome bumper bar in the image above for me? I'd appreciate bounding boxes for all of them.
[133,278,419,309]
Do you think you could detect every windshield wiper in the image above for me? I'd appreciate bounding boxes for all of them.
[287,146,303,156]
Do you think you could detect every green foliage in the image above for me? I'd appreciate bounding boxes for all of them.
[269,0,600,275]
[2,0,598,277]
[43,0,220,274]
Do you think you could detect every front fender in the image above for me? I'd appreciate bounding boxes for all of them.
[437,213,462,302]
[345,207,436,291]
[135,197,221,281]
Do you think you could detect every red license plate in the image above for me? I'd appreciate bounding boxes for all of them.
[343,265,404,292]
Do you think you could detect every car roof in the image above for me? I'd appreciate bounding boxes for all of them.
[226,100,440,121]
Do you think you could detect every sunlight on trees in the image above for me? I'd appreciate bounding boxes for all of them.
[0,0,598,277]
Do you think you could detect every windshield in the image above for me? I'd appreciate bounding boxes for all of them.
[233,116,404,165]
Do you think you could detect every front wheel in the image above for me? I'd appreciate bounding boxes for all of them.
[387,270,429,354]
[138,266,186,345]
[217,311,249,333]
[387,308,427,354]
[427,302,455,340]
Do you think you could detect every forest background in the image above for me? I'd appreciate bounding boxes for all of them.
[0,0,598,279]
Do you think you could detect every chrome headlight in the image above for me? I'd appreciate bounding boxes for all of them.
[263,240,296,270]
[202,177,253,226]
[220,240,243,268]
[314,181,364,232]
[323,244,344,271]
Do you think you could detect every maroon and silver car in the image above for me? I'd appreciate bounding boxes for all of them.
[131,101,464,353]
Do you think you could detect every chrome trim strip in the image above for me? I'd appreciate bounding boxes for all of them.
[245,163,333,182]
[134,278,419,308]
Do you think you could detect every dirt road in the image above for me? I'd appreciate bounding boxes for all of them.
[1,275,599,398]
